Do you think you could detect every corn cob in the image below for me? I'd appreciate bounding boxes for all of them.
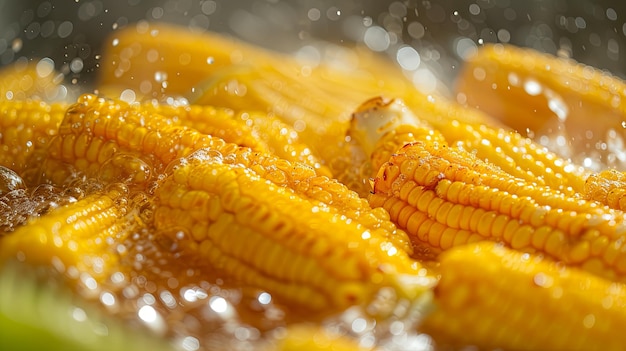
[98,23,411,100]
[98,23,279,98]
[264,324,373,351]
[98,23,421,185]
[0,188,132,280]
[422,242,626,351]
[141,102,330,175]
[40,94,238,187]
[456,43,626,170]
[0,62,62,101]
[0,99,66,181]
[152,151,433,312]
[584,168,626,211]
[370,138,626,282]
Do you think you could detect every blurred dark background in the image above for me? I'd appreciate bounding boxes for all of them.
[1,0,626,90]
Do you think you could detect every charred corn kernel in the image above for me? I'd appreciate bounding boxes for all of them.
[152,150,432,312]
[422,242,626,351]
[456,43,626,170]
[142,102,329,175]
[371,141,626,282]
[584,169,626,210]
[0,99,66,181]
[0,188,132,279]
[0,62,62,101]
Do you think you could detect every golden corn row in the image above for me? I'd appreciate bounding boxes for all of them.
[142,102,330,175]
[264,324,373,351]
[0,188,132,279]
[41,94,237,187]
[41,94,330,187]
[98,23,420,183]
[0,99,66,181]
[444,120,588,194]
[40,94,412,253]
[584,168,626,211]
[348,97,588,197]
[0,62,61,101]
[370,140,626,282]
[422,242,626,351]
[152,152,432,312]
[456,43,626,170]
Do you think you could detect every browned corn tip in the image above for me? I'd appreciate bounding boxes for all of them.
[370,141,626,282]
[152,149,431,313]
[422,242,626,351]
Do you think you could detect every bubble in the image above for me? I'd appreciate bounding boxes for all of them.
[407,22,425,39]
[120,88,136,103]
[455,37,478,60]
[469,3,481,15]
[201,1,217,15]
[606,8,617,21]
[497,29,511,43]
[40,20,55,38]
[0,166,25,196]
[138,305,162,327]
[70,57,84,73]
[209,296,228,313]
[25,22,41,40]
[364,26,390,52]
[57,21,73,38]
[151,7,164,19]
[99,153,152,185]
[257,292,272,305]
[396,46,421,70]
[100,291,116,306]
[181,336,200,351]
[37,2,53,17]
[523,79,542,96]
[307,8,321,21]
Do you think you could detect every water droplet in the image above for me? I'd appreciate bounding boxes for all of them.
[523,79,542,96]
[0,166,25,196]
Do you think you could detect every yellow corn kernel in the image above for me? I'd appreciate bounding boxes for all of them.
[0,100,66,182]
[456,43,626,171]
[0,62,62,101]
[446,121,587,194]
[142,103,330,176]
[264,324,374,351]
[422,242,626,351]
[371,141,626,282]
[0,188,132,280]
[152,150,433,313]
[348,96,587,197]
[584,168,626,210]
[42,94,232,187]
